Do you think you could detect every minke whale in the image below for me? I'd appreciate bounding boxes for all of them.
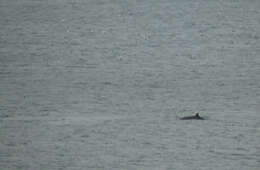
[180,113,204,120]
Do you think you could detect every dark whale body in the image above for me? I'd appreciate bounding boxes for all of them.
[180,113,204,120]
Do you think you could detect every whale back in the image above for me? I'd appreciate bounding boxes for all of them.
[180,113,204,120]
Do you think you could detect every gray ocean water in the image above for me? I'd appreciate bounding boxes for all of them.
[1,0,260,169]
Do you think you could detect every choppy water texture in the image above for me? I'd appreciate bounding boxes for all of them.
[1,0,260,169]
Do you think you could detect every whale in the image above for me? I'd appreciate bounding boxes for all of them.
[180,113,204,120]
